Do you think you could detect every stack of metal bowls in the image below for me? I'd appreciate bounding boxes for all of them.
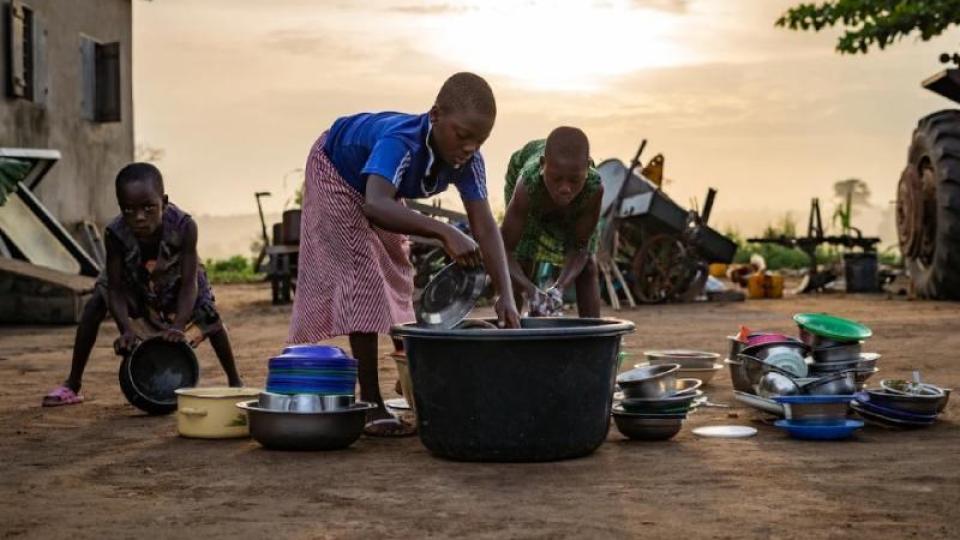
[612,364,702,441]
[851,378,951,429]
[644,350,722,385]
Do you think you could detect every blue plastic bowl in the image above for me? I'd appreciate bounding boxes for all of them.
[280,344,348,358]
[773,395,855,405]
[853,398,938,423]
[268,356,358,370]
[774,419,863,440]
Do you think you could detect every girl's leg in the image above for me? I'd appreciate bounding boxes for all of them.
[65,290,109,392]
[350,332,414,436]
[208,328,243,387]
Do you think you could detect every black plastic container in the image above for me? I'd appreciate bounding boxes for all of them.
[844,252,879,293]
[119,337,199,415]
[391,317,634,462]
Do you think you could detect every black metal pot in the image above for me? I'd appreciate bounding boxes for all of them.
[119,337,199,415]
[391,317,635,462]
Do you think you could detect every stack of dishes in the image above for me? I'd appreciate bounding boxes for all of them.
[642,350,722,386]
[239,344,371,451]
[612,364,702,441]
[772,395,863,440]
[797,313,879,389]
[266,345,358,396]
[851,378,951,429]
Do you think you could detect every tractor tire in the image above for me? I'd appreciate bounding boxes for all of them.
[897,109,960,299]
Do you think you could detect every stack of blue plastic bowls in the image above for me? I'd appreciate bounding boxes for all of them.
[266,345,358,396]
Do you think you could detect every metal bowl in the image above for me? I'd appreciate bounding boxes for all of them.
[727,336,746,361]
[724,357,755,393]
[758,372,801,399]
[645,350,719,370]
[808,359,863,374]
[737,353,797,388]
[740,342,809,377]
[259,391,292,411]
[879,379,944,397]
[798,327,861,349]
[774,395,852,423]
[617,364,680,399]
[800,371,857,396]
[672,378,703,397]
[237,400,375,451]
[611,412,683,441]
[864,389,944,416]
[811,341,863,363]
[937,388,952,413]
[853,367,880,390]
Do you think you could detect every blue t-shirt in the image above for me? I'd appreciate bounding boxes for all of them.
[322,112,487,201]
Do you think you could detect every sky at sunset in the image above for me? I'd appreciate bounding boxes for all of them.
[133,0,957,256]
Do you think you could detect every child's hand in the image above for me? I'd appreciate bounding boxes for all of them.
[161,327,187,343]
[495,296,521,329]
[442,227,482,267]
[114,331,140,355]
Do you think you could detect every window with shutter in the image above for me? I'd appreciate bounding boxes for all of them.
[7,0,33,100]
[79,36,121,122]
[94,41,120,122]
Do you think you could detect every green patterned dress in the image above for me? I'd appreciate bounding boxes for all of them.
[503,139,602,266]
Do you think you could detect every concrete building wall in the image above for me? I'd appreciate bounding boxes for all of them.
[0,0,132,228]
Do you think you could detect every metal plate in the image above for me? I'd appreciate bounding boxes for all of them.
[415,263,487,329]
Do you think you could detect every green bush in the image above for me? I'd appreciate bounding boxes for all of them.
[204,255,264,284]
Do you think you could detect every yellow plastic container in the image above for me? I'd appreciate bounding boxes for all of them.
[709,263,728,278]
[747,273,784,299]
[175,387,262,438]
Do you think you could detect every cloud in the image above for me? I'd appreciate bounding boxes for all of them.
[388,3,470,15]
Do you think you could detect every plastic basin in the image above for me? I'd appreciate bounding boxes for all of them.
[391,317,635,462]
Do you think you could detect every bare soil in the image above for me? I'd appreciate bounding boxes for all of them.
[1,284,958,539]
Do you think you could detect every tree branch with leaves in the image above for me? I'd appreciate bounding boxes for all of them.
[776,1,960,54]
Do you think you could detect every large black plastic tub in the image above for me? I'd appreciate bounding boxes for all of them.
[391,317,635,462]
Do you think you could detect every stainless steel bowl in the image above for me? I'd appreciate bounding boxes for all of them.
[672,378,703,397]
[800,371,857,396]
[645,350,719,370]
[618,364,680,399]
[937,388,952,413]
[727,336,746,361]
[782,400,851,423]
[853,367,880,390]
[259,391,292,411]
[611,412,683,441]
[737,353,797,388]
[758,372,801,399]
[798,327,852,349]
[808,359,863,374]
[879,379,943,397]
[811,341,863,363]
[865,389,944,416]
[724,357,754,393]
[237,400,375,450]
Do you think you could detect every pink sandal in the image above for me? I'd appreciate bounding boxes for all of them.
[42,385,84,407]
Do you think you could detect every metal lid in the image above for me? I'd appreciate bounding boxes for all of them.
[415,263,487,329]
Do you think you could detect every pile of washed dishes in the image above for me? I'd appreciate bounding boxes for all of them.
[852,376,952,429]
[727,313,880,405]
[612,363,703,441]
[643,350,723,385]
[236,345,374,450]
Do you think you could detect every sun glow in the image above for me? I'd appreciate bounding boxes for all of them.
[413,0,695,91]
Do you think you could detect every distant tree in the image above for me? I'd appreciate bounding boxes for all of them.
[776,1,960,54]
[832,178,871,234]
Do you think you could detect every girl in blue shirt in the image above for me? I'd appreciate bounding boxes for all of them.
[288,73,519,436]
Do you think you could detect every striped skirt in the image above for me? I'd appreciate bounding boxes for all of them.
[287,134,416,343]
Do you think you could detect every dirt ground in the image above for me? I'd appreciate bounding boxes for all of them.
[1,283,958,539]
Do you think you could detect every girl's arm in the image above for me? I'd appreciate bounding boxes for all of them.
[554,187,603,291]
[106,237,138,352]
[465,198,521,328]
[363,175,481,266]
[500,183,539,299]
[167,219,199,341]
